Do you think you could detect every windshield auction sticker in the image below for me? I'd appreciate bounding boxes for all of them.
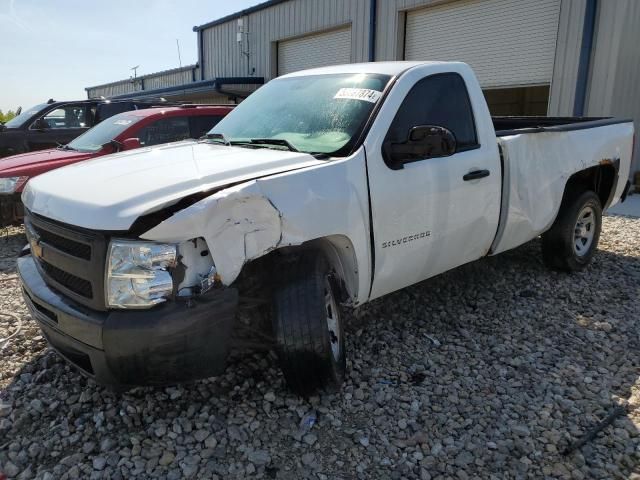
[334,88,382,103]
[113,120,133,125]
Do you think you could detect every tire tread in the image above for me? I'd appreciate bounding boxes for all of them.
[541,190,602,272]
[272,251,345,396]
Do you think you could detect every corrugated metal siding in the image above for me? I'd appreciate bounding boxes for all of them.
[200,0,370,80]
[87,80,142,99]
[549,0,640,176]
[144,69,194,90]
[586,0,640,175]
[87,66,197,99]
[547,0,586,116]
[403,0,561,88]
[277,26,352,75]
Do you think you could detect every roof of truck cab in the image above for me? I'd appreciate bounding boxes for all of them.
[119,105,235,118]
[279,61,456,78]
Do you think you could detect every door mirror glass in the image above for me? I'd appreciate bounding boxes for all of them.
[121,137,142,150]
[383,125,457,169]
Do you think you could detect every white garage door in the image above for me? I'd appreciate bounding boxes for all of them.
[278,27,352,76]
[405,0,561,88]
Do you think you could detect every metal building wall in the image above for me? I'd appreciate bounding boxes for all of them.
[549,0,640,176]
[199,0,371,80]
[586,0,640,177]
[86,80,142,99]
[86,65,198,99]
[547,0,586,116]
[144,68,194,90]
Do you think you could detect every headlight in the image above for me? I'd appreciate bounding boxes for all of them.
[0,176,28,194]
[106,240,177,308]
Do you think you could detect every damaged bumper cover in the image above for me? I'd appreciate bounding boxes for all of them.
[18,253,238,388]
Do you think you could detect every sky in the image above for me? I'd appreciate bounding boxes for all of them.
[0,0,263,112]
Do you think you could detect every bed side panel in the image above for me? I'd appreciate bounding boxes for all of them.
[492,122,634,255]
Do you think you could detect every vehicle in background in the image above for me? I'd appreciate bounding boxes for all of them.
[0,98,181,158]
[17,62,634,395]
[0,105,233,226]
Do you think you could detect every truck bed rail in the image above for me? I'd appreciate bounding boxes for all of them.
[493,116,632,137]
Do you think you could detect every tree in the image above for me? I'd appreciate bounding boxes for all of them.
[0,110,16,124]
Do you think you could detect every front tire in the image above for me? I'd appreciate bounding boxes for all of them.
[272,251,346,396]
[542,190,602,272]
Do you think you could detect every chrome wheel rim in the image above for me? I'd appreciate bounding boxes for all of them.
[324,276,341,362]
[573,206,596,256]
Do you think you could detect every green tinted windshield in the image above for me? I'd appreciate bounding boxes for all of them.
[208,73,391,155]
[4,104,47,128]
[67,114,140,152]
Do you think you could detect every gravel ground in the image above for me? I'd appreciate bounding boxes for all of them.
[0,216,639,480]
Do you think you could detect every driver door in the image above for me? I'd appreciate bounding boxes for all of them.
[366,71,502,300]
[27,104,90,151]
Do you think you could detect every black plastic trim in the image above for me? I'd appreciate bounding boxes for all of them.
[620,180,631,203]
[25,211,108,311]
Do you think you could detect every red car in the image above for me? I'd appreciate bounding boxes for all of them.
[0,105,233,226]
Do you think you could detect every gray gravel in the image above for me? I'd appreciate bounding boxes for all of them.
[1,215,639,479]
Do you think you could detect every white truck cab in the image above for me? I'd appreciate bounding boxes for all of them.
[18,62,634,394]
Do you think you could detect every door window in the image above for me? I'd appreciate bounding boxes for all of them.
[385,73,478,157]
[136,117,190,147]
[39,105,89,129]
[190,115,225,139]
[95,102,135,124]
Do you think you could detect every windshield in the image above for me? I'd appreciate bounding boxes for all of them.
[208,73,391,155]
[67,113,140,152]
[4,104,47,128]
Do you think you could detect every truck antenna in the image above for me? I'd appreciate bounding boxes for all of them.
[177,39,188,100]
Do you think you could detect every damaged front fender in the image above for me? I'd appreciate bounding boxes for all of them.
[142,180,283,286]
[140,148,372,304]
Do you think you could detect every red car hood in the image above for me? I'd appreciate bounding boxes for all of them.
[0,148,98,177]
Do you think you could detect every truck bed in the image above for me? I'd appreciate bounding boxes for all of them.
[490,117,635,256]
[493,116,631,137]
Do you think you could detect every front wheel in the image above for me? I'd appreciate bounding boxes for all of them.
[272,251,346,396]
[542,190,602,272]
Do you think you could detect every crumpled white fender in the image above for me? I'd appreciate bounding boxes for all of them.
[140,149,371,303]
[142,180,283,285]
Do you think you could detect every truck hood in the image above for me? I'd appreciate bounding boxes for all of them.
[0,148,96,176]
[22,141,325,230]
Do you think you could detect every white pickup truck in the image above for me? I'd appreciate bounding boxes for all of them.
[18,62,634,395]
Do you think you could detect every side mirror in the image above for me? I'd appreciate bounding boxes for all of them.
[383,125,457,170]
[121,138,142,151]
[33,118,49,131]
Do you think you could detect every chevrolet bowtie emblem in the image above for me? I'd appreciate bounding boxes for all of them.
[26,224,43,259]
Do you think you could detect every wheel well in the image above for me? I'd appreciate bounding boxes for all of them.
[564,164,616,209]
[233,236,359,303]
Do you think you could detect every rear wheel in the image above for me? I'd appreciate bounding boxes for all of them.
[272,251,346,396]
[542,190,602,272]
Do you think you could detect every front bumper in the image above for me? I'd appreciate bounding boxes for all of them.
[18,253,239,388]
[0,193,23,227]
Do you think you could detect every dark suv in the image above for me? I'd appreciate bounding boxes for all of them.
[0,99,177,158]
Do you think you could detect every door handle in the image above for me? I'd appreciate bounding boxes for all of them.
[463,169,490,181]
